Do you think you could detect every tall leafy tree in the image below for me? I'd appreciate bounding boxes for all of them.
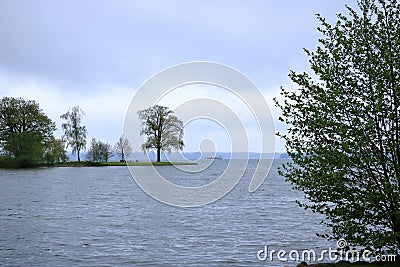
[275,0,400,256]
[0,97,56,166]
[138,105,184,162]
[60,106,87,162]
[114,135,132,162]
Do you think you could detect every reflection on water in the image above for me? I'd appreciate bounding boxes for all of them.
[0,160,334,266]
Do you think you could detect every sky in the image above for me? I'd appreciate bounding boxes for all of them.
[0,0,357,153]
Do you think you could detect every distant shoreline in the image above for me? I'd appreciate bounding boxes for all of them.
[53,161,198,167]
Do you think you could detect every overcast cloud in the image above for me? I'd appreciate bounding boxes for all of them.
[0,0,356,152]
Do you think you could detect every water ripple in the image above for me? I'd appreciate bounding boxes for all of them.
[0,161,334,266]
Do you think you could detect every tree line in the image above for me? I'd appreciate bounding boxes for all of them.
[0,98,184,167]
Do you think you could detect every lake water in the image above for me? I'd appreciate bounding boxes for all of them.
[0,160,336,266]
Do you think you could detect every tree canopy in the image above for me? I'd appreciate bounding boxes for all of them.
[276,0,400,256]
[0,97,56,166]
[138,105,184,162]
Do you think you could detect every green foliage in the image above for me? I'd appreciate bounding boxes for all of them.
[0,97,56,167]
[275,0,400,256]
[114,135,132,162]
[5,132,44,163]
[86,137,113,163]
[60,106,87,162]
[137,105,184,162]
[44,138,68,165]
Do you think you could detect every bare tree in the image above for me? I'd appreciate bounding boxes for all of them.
[114,135,132,162]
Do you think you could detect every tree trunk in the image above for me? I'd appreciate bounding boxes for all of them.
[77,148,81,162]
[157,146,161,162]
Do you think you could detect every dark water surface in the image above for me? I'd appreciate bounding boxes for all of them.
[0,160,335,266]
